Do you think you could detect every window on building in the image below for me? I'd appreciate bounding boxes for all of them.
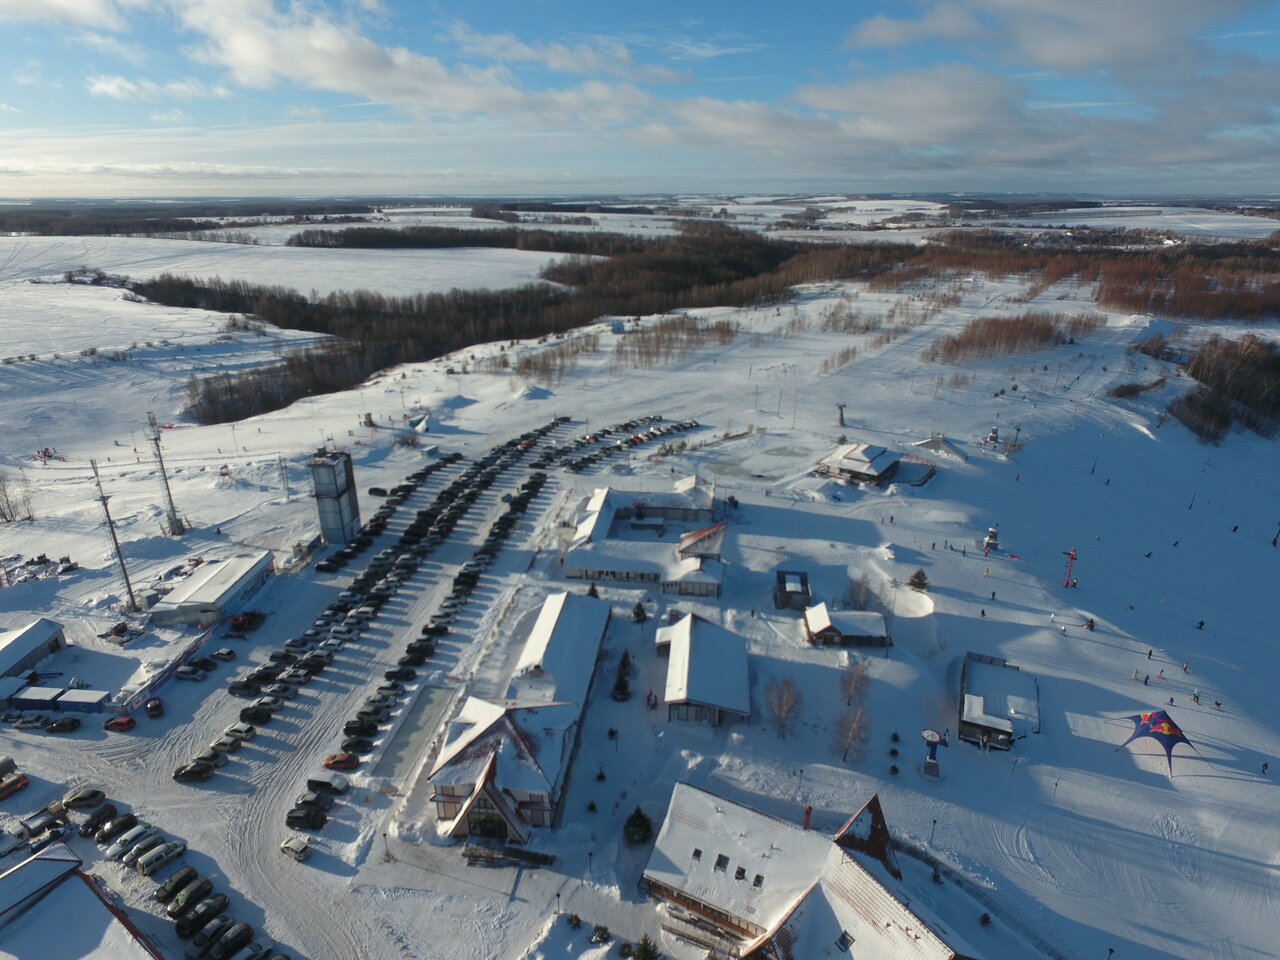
[714,854,729,872]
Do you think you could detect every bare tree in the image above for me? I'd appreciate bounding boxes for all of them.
[843,571,873,610]
[840,655,870,706]
[832,705,869,763]
[763,678,803,739]
[0,468,32,522]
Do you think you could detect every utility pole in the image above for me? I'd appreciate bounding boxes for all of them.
[146,411,184,535]
[278,455,290,499]
[836,402,846,427]
[1062,547,1077,588]
[91,459,138,612]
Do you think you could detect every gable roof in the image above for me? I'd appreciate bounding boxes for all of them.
[662,615,750,715]
[678,522,727,558]
[819,443,901,477]
[445,752,530,844]
[804,603,887,638]
[508,592,610,704]
[0,618,63,677]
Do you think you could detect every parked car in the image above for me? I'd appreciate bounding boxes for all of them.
[95,812,139,843]
[145,697,165,717]
[363,694,394,710]
[154,865,198,903]
[168,876,215,919]
[104,715,137,732]
[398,653,427,668]
[239,706,272,725]
[210,648,237,662]
[188,657,218,672]
[343,718,379,737]
[227,939,275,960]
[209,736,241,754]
[193,748,229,767]
[285,806,326,831]
[207,923,254,960]
[79,802,118,837]
[227,681,262,698]
[138,839,187,876]
[63,787,105,809]
[122,831,166,866]
[175,666,207,682]
[224,722,256,741]
[322,753,360,771]
[173,761,216,783]
[355,706,391,725]
[383,667,415,682]
[280,835,311,861]
[253,696,285,713]
[261,683,296,700]
[340,736,374,754]
[186,914,235,959]
[176,893,229,938]
[45,717,81,734]
[267,650,299,665]
[104,822,153,859]
[294,791,335,811]
[280,668,312,687]
[376,681,406,698]
[13,715,48,730]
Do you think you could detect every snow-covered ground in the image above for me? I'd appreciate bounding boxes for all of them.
[1,230,1278,960]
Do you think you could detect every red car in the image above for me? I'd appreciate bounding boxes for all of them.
[322,752,360,771]
[104,716,137,732]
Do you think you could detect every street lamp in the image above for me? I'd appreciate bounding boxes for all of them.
[382,832,390,860]
[556,892,561,914]
[930,819,937,844]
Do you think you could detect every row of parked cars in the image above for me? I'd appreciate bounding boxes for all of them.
[558,417,700,472]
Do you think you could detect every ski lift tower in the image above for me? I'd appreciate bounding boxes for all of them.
[309,449,361,544]
[146,411,185,535]
[90,459,139,612]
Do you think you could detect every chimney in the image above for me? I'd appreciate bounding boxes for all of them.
[803,804,812,830]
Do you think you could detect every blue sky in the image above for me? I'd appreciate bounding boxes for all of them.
[2,1,1279,198]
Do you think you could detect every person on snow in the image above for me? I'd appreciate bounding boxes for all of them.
[1167,697,1175,706]
[1144,675,1150,686]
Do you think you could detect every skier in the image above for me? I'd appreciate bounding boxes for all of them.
[1147,649,1153,659]
[1144,675,1150,686]
[1167,697,1175,706]
[1263,762,1269,774]
[1213,700,1221,711]
[980,609,986,618]
[1196,620,1204,630]
[991,590,996,600]
[1191,691,1201,704]
[1131,670,1139,681]
[1158,669,1165,679]
[1060,625,1067,636]
[1182,662,1189,673]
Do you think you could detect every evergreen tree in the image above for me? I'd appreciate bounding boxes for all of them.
[633,934,661,960]
[631,601,648,623]
[908,568,929,592]
[587,582,599,598]
[623,806,654,846]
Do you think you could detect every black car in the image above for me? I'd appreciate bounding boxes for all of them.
[421,623,449,636]
[285,806,326,830]
[299,655,328,673]
[173,761,216,783]
[167,877,215,919]
[314,559,342,573]
[45,716,81,733]
[239,705,273,725]
[405,640,435,656]
[267,650,299,665]
[155,865,199,904]
[95,812,139,843]
[384,667,416,682]
[341,736,374,754]
[227,680,262,698]
[175,893,229,938]
[294,791,335,811]
[145,697,164,718]
[344,718,379,737]
[79,802,119,838]
[208,923,254,960]
[398,653,427,668]
[188,656,218,672]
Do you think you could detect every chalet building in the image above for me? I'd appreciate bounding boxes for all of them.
[427,592,610,840]
[772,571,811,611]
[957,652,1041,750]
[803,602,890,647]
[642,783,984,960]
[816,443,901,484]
[656,614,749,726]
[0,618,66,679]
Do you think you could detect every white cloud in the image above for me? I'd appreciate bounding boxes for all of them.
[450,22,685,83]
[0,0,133,30]
[77,31,148,65]
[0,103,19,113]
[852,3,986,47]
[149,108,190,123]
[86,74,231,100]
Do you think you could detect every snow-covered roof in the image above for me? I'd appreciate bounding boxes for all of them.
[804,603,887,638]
[0,842,81,926]
[152,551,272,609]
[54,689,110,707]
[662,615,750,716]
[429,696,579,797]
[962,657,1040,736]
[644,782,832,929]
[0,618,63,678]
[818,442,900,477]
[563,534,722,586]
[508,592,610,704]
[12,686,65,705]
[0,853,164,959]
[677,522,727,557]
[672,473,715,510]
[913,433,967,461]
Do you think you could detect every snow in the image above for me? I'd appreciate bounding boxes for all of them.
[0,221,1277,960]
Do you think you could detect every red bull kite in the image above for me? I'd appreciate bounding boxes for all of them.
[1115,710,1206,776]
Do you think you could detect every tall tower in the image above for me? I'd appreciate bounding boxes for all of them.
[146,411,185,535]
[309,450,361,544]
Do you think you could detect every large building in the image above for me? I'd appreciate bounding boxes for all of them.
[0,618,66,679]
[656,614,750,726]
[427,592,610,841]
[559,477,723,597]
[309,449,361,544]
[816,442,901,484]
[149,552,274,627]
[641,783,984,960]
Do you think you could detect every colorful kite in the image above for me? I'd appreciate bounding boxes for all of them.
[1114,709,1206,776]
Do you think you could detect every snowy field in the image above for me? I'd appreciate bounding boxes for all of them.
[0,233,1278,960]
